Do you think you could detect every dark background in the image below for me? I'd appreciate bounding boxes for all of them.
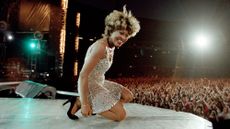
[1,0,230,82]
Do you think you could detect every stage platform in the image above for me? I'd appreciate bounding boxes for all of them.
[0,98,212,129]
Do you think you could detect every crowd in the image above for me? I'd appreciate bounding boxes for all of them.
[112,77,230,123]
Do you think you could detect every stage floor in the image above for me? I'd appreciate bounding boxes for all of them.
[0,98,212,129]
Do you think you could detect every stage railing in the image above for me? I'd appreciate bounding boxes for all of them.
[0,81,79,99]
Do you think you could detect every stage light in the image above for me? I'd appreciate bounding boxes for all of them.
[194,33,210,50]
[30,42,36,49]
[23,38,40,54]
[7,34,14,41]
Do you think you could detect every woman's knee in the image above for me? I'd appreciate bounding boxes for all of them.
[111,102,127,121]
[114,109,126,121]
[125,94,134,103]
[121,88,134,103]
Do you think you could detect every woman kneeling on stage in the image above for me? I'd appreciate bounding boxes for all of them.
[64,6,140,121]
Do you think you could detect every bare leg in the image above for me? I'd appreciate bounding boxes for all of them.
[71,97,81,114]
[120,87,134,103]
[99,101,126,121]
[98,87,133,121]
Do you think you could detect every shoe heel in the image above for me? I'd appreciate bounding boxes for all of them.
[64,97,80,120]
[63,99,70,106]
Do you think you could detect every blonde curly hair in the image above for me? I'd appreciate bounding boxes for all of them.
[103,6,140,38]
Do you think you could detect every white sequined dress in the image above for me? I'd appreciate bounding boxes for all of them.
[79,44,123,114]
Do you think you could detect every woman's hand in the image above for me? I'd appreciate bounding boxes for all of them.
[81,104,93,117]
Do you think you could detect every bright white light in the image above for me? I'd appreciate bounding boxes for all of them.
[194,34,209,49]
[7,34,14,41]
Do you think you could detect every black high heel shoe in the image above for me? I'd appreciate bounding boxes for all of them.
[63,97,81,120]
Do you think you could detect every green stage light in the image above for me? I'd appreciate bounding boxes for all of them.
[23,38,40,54]
[30,42,36,49]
